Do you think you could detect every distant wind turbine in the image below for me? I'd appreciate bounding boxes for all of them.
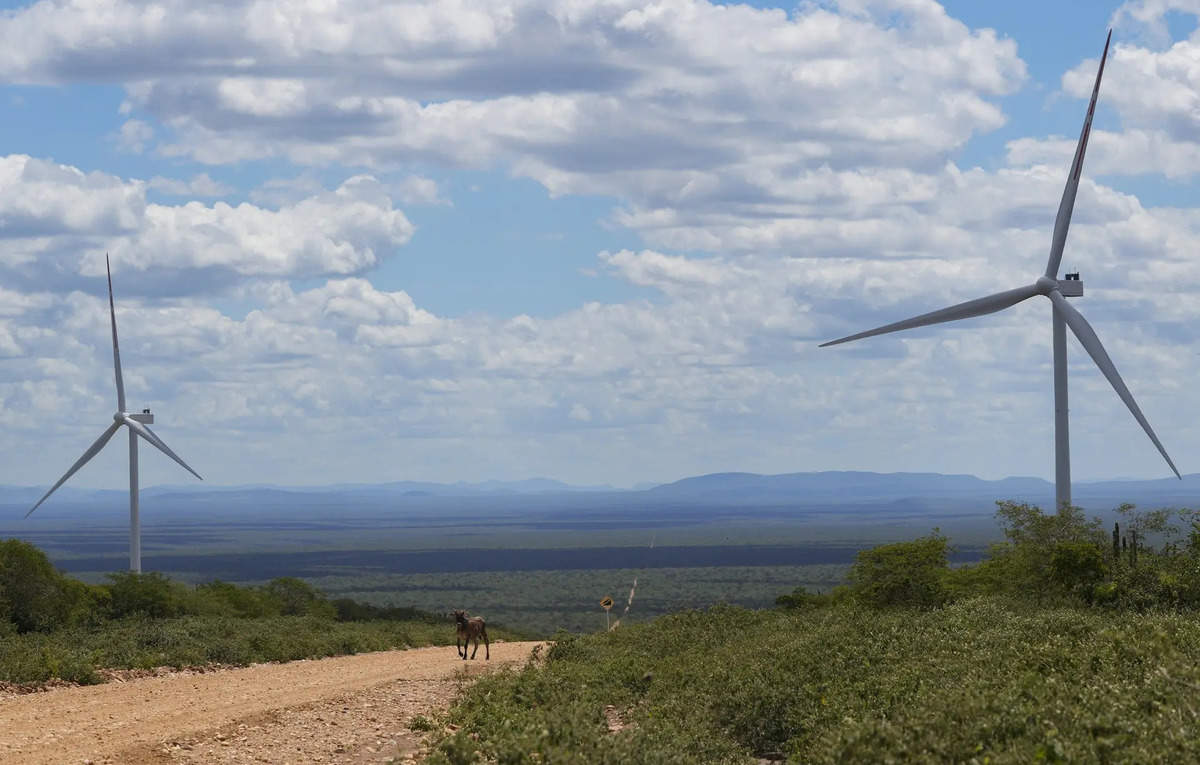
[820,31,1180,510]
[26,256,203,573]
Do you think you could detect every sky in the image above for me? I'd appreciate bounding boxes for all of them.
[2,0,1200,490]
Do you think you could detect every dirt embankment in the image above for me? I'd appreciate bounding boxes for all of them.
[0,641,542,765]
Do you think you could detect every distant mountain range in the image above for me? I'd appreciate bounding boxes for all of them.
[0,477,615,506]
[647,471,1200,507]
[3,470,1199,515]
[646,471,1052,501]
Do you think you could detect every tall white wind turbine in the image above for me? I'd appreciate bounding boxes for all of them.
[820,31,1180,509]
[26,256,203,572]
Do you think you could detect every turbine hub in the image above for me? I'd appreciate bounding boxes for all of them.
[1035,275,1058,295]
[113,411,125,423]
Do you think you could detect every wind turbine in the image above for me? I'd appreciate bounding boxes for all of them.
[26,256,203,572]
[820,31,1180,510]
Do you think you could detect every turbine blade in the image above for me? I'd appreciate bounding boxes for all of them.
[1049,290,1181,479]
[25,422,122,518]
[107,254,126,413]
[123,416,203,481]
[820,284,1040,347]
[1045,29,1111,279]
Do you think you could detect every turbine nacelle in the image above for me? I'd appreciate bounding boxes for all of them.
[1034,274,1084,298]
[114,408,153,423]
[1058,273,1084,297]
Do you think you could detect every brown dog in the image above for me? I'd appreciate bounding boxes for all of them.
[453,609,489,660]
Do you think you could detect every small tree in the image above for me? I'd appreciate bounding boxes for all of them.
[849,532,950,609]
[0,539,101,632]
[994,501,1104,548]
[775,585,828,610]
[987,501,1105,594]
[195,580,279,618]
[263,577,335,618]
[1050,541,1108,601]
[106,571,192,618]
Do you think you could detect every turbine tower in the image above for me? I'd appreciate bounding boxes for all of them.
[26,256,203,572]
[820,31,1180,509]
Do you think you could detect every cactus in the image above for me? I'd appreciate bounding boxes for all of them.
[1113,522,1120,563]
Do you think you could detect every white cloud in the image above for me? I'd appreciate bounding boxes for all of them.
[1010,9,1200,178]
[120,175,414,279]
[0,0,1025,251]
[7,146,1200,488]
[115,119,154,153]
[390,175,448,205]
[0,322,20,357]
[0,157,415,290]
[0,155,145,242]
[1112,0,1200,46]
[248,174,327,207]
[147,173,233,197]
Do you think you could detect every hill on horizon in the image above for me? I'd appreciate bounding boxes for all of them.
[3,470,1198,522]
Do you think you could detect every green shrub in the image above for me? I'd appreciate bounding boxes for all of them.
[0,540,513,686]
[995,501,1104,549]
[194,580,279,618]
[775,585,829,609]
[848,532,949,609]
[1050,541,1108,600]
[431,600,1200,764]
[0,539,99,632]
[331,599,439,623]
[0,614,479,685]
[106,571,194,618]
[978,502,1107,596]
[944,544,1017,598]
[263,577,336,619]
[409,714,436,732]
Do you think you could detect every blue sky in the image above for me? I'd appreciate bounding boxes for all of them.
[2,0,1200,491]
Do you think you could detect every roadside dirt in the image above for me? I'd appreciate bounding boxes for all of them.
[0,641,541,765]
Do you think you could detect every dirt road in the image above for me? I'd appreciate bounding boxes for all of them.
[0,641,541,765]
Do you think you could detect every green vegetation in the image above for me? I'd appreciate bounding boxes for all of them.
[0,615,451,685]
[315,564,849,635]
[22,509,976,637]
[847,531,949,609]
[431,602,1200,763]
[429,501,1200,763]
[0,539,514,685]
[16,498,1200,760]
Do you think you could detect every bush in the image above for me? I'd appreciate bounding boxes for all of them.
[194,580,279,618]
[995,501,1104,549]
[332,599,438,623]
[775,586,829,610]
[106,572,194,619]
[0,613,480,685]
[1050,542,1108,600]
[263,577,335,619]
[848,533,949,609]
[0,540,524,686]
[0,539,101,632]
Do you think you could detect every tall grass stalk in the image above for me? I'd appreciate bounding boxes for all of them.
[609,577,637,631]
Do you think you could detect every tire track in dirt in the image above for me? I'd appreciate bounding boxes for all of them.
[0,641,541,765]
